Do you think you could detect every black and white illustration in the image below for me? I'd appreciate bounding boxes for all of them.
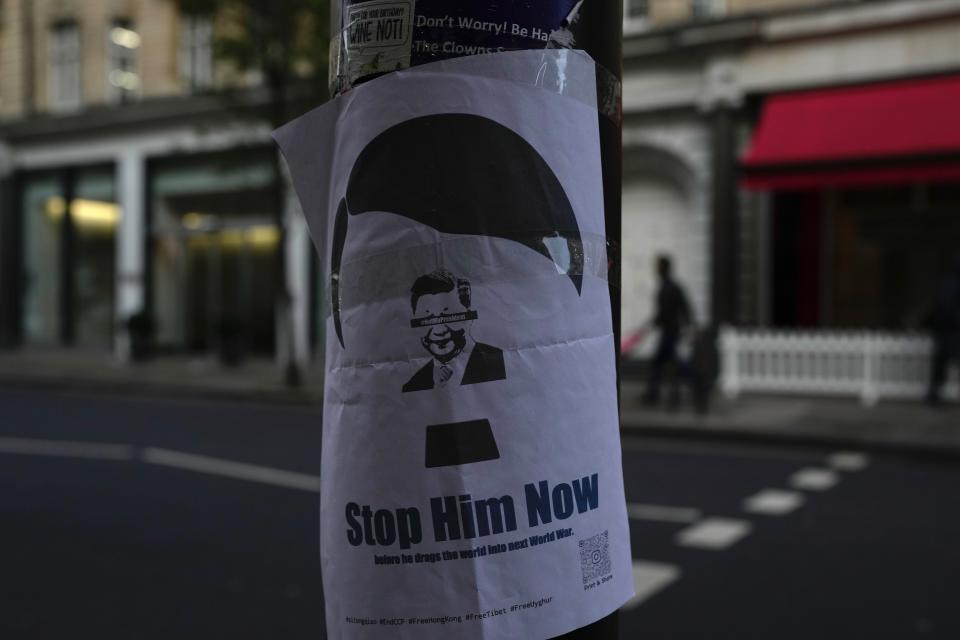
[404,269,505,468]
[324,103,587,475]
[327,111,584,349]
[403,269,505,393]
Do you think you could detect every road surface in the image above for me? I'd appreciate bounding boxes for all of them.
[1,388,957,638]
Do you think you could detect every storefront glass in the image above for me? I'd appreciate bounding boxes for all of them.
[73,168,117,347]
[771,184,960,330]
[831,185,960,329]
[19,167,117,348]
[150,149,279,355]
[21,175,63,345]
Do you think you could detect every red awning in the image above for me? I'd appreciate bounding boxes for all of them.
[742,74,960,190]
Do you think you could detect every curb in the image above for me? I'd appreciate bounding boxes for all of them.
[620,418,960,462]
[4,374,957,461]
[0,375,323,408]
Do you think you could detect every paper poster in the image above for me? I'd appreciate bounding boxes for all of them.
[274,51,632,640]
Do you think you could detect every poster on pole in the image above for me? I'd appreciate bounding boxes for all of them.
[274,50,633,640]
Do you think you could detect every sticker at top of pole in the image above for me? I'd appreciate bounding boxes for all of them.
[338,0,582,91]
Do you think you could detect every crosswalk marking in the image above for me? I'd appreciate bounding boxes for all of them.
[621,561,681,610]
[742,489,805,516]
[142,447,321,492]
[675,518,753,550]
[827,451,870,472]
[790,467,840,491]
[627,503,702,523]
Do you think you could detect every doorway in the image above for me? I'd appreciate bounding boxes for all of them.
[149,149,279,355]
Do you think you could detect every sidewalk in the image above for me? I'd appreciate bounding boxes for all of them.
[620,379,960,458]
[2,349,957,457]
[0,349,324,406]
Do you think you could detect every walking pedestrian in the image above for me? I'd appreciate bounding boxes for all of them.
[643,254,693,409]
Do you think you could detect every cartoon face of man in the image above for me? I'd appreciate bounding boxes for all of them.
[412,280,474,364]
[403,269,505,393]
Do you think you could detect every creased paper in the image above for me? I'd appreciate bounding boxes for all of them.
[274,50,633,640]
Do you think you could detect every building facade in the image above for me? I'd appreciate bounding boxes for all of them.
[620,0,960,358]
[1,0,958,391]
[0,0,315,371]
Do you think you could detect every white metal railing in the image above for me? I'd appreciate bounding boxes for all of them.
[719,326,959,406]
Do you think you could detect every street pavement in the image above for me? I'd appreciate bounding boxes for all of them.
[1,387,958,639]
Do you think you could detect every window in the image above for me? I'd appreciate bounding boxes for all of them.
[150,150,279,353]
[49,21,82,111]
[73,168,119,348]
[624,0,650,31]
[107,19,141,103]
[19,167,117,348]
[692,0,727,20]
[626,0,649,20]
[21,175,64,344]
[180,14,214,92]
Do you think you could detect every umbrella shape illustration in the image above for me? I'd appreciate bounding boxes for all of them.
[331,113,584,347]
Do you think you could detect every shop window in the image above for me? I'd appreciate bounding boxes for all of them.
[19,169,117,348]
[180,14,214,92]
[929,183,960,208]
[49,21,82,111]
[107,19,141,103]
[770,191,823,328]
[74,169,118,347]
[830,191,960,330]
[624,0,649,29]
[838,186,911,209]
[149,150,279,355]
[22,176,64,344]
[692,0,726,20]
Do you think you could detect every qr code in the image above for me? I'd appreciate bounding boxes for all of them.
[578,530,611,585]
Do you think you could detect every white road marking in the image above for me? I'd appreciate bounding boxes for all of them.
[141,447,321,492]
[742,489,805,516]
[620,437,821,463]
[627,503,702,524]
[790,467,840,491]
[0,437,133,461]
[675,518,753,550]
[827,451,870,472]
[621,561,681,610]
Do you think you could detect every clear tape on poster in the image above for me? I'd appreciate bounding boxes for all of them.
[333,232,611,316]
[333,45,621,124]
